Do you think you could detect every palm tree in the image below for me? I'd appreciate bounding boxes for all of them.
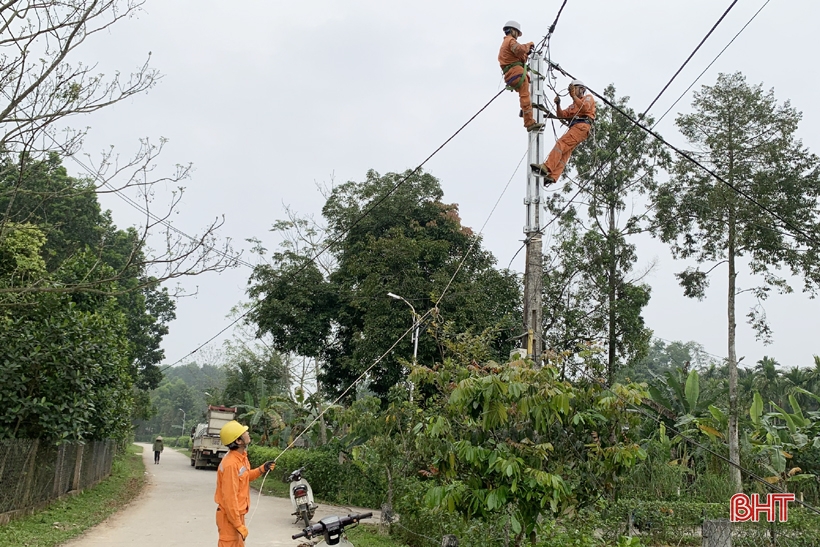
[235,378,291,446]
[752,356,788,411]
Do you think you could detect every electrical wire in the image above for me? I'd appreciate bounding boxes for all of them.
[548,65,820,248]
[535,0,742,209]
[652,0,772,129]
[157,89,506,374]
[535,0,569,53]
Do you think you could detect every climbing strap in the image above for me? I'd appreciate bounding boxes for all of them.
[502,62,528,91]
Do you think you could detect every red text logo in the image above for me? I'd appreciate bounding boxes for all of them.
[730,493,795,522]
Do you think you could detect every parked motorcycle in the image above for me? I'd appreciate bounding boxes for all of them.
[285,467,318,527]
[292,512,372,546]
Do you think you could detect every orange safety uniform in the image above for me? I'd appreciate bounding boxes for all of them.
[214,450,265,547]
[498,35,535,128]
[541,93,596,181]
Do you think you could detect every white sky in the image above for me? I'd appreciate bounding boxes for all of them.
[72,0,820,372]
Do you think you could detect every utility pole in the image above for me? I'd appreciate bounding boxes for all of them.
[522,53,546,363]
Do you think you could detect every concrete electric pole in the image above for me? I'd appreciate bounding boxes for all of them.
[522,53,546,362]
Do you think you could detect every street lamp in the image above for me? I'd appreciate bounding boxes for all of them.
[387,292,419,365]
[388,292,420,401]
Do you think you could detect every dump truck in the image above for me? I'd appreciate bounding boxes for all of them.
[190,405,237,469]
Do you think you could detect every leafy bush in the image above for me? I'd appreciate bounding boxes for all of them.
[248,442,384,508]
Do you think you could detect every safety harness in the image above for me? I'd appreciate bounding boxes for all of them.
[569,117,592,127]
[502,61,528,91]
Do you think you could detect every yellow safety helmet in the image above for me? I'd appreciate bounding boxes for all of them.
[220,420,248,446]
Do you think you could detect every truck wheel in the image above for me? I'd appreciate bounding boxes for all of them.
[300,508,310,527]
[190,457,195,467]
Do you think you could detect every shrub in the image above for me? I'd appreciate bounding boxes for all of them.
[248,443,384,508]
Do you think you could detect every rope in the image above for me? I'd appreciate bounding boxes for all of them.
[249,145,526,525]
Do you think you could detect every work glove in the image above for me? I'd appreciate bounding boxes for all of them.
[238,525,249,540]
[527,42,534,54]
[262,461,275,473]
[554,95,561,106]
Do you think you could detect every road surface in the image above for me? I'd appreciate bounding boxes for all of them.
[63,443,379,546]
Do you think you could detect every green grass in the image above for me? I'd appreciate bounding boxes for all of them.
[346,524,410,547]
[0,443,146,547]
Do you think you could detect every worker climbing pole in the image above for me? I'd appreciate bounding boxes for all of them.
[530,79,596,185]
[498,21,544,133]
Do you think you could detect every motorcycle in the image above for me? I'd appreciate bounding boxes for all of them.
[285,467,318,527]
[292,512,372,546]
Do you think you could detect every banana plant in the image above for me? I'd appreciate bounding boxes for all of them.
[749,389,820,488]
[648,368,727,472]
[648,368,719,419]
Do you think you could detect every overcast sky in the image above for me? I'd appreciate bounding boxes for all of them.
[72,0,820,372]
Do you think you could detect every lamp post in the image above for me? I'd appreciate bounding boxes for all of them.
[178,408,186,446]
[388,292,420,401]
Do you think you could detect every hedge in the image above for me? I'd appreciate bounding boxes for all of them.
[247,443,385,509]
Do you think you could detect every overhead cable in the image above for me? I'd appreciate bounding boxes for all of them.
[158,89,506,373]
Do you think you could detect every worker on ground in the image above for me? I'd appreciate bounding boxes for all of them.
[214,420,275,547]
[152,435,163,464]
[498,20,543,133]
[530,79,595,185]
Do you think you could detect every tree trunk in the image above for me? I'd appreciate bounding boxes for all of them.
[727,209,742,493]
[607,199,617,386]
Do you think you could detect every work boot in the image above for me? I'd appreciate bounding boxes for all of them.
[530,163,554,185]
[526,123,545,133]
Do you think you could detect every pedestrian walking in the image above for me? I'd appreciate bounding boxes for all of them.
[152,436,164,464]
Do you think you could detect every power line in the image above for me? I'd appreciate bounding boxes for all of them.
[535,0,569,52]
[549,62,820,248]
[644,0,739,117]
[158,89,506,373]
[652,0,773,129]
[507,0,745,269]
[543,0,740,191]
[249,151,530,520]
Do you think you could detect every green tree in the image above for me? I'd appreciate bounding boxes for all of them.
[619,338,713,384]
[221,339,290,406]
[414,354,647,546]
[0,225,133,441]
[543,85,670,384]
[248,169,521,400]
[653,72,820,491]
[0,154,177,392]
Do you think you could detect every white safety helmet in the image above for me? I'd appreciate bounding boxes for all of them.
[503,20,522,33]
[570,79,586,88]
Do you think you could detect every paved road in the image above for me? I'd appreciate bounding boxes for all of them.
[63,443,379,547]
